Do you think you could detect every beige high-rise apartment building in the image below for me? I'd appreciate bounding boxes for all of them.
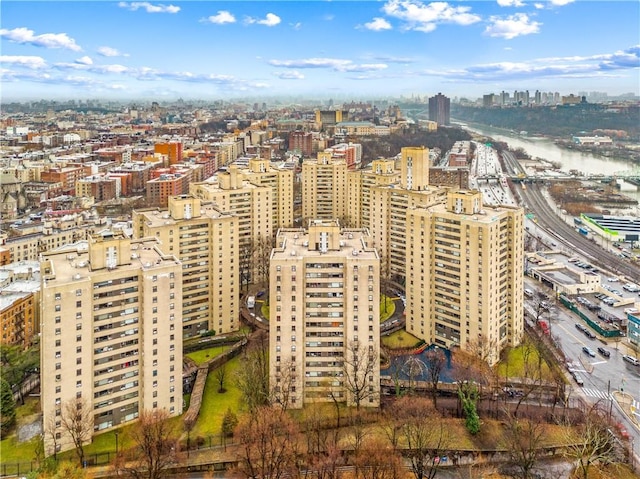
[301,153,348,223]
[347,158,399,228]
[269,221,380,409]
[40,233,182,455]
[366,148,447,280]
[406,190,524,365]
[132,195,239,338]
[190,166,273,287]
[241,158,294,228]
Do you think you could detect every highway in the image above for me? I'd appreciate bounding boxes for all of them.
[518,181,640,282]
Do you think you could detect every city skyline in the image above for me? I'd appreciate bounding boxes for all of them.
[1,0,639,101]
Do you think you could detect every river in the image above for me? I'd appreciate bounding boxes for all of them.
[458,122,640,204]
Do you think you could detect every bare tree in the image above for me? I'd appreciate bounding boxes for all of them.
[353,437,405,479]
[236,330,270,412]
[120,409,182,479]
[215,362,228,393]
[252,234,275,288]
[503,413,547,479]
[271,358,297,412]
[563,405,617,479]
[43,414,60,460]
[59,398,93,467]
[234,405,300,479]
[395,396,452,479]
[424,348,447,408]
[343,341,378,410]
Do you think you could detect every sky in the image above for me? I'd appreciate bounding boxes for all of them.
[1,0,639,102]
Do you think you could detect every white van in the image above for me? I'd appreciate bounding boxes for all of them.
[623,355,640,366]
[524,289,534,298]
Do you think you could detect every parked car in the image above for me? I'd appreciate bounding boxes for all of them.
[623,355,640,366]
[582,346,596,357]
[597,347,611,358]
[573,374,584,386]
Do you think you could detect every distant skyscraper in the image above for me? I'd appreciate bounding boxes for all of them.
[428,93,450,126]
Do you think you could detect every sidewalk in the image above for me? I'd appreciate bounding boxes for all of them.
[613,391,640,430]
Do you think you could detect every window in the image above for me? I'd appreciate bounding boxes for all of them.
[55,316,61,324]
[55,305,61,312]
[76,289,82,297]
[76,301,82,308]
[55,293,61,300]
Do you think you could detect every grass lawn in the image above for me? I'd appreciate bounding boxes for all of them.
[191,354,245,438]
[382,329,422,350]
[379,296,396,322]
[496,340,554,381]
[0,397,42,464]
[186,346,227,366]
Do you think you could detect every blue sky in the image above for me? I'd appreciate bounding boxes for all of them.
[1,1,638,101]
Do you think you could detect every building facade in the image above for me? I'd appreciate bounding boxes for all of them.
[428,93,451,126]
[269,221,380,408]
[301,153,348,222]
[132,195,239,338]
[40,233,183,455]
[405,190,524,365]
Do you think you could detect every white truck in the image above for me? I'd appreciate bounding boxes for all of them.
[247,296,255,308]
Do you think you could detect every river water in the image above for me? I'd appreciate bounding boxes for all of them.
[459,122,640,204]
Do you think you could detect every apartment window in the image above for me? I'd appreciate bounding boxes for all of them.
[55,363,61,370]
[152,307,158,314]
[153,286,158,293]
[55,340,61,347]
[153,391,158,398]
[153,349,158,356]
[152,275,157,282]
[153,402,158,409]
[55,316,61,324]
[76,323,82,331]
[77,369,82,376]
[153,381,158,388]
[76,301,82,308]
[55,328,61,335]
[170,376,175,382]
[76,358,82,365]
[76,289,82,297]
[76,346,81,354]
[76,381,82,388]
[55,293,61,300]
[55,305,61,312]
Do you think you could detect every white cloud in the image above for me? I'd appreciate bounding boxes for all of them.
[549,0,574,5]
[485,13,541,39]
[0,27,81,51]
[274,70,305,80]
[203,11,236,24]
[246,13,282,27]
[381,0,481,33]
[75,56,93,65]
[364,18,393,31]
[98,46,128,57]
[291,22,302,30]
[0,55,47,69]
[269,57,388,73]
[118,2,180,13]
[497,0,525,7]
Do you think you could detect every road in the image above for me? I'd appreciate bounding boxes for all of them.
[518,181,640,282]
[525,291,640,462]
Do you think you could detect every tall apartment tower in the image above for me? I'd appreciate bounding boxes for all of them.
[368,147,447,279]
[301,153,348,223]
[269,221,380,409]
[428,93,451,126]
[40,233,183,455]
[242,158,295,229]
[347,158,399,228]
[132,195,239,338]
[189,166,273,287]
[405,190,524,365]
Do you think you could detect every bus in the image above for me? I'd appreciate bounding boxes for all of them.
[574,217,583,226]
[578,227,588,236]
